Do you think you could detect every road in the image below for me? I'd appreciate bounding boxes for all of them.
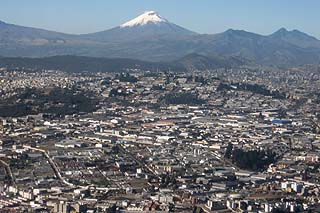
[23,145,77,188]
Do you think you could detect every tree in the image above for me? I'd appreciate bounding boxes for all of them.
[224,142,233,159]
[232,149,276,171]
[159,92,205,105]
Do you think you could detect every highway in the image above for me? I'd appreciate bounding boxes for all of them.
[23,145,77,188]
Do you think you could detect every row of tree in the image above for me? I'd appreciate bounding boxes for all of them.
[225,143,276,171]
[159,92,205,105]
[232,148,276,171]
[0,87,97,117]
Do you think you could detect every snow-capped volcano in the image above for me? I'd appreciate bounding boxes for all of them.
[82,11,196,42]
[120,11,168,28]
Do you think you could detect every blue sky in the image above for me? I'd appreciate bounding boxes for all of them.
[1,0,319,38]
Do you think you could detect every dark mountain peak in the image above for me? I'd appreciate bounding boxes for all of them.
[276,27,288,33]
[270,27,318,41]
[225,28,243,34]
[224,28,251,35]
[272,28,294,37]
[222,28,261,38]
[291,29,303,34]
[290,29,318,40]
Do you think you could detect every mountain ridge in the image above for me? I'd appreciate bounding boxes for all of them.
[0,54,248,72]
[0,11,320,66]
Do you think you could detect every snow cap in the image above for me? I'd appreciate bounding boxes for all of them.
[120,11,168,28]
